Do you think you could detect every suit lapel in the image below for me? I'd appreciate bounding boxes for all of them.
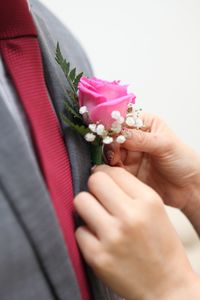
[0,59,82,300]
[33,13,92,196]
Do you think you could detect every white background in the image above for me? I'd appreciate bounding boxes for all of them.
[40,0,200,272]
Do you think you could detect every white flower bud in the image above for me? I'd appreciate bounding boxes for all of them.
[126,116,136,127]
[118,116,125,124]
[103,136,113,144]
[128,102,134,108]
[89,124,96,132]
[116,135,126,144]
[135,118,143,128]
[96,124,105,136]
[84,133,96,142]
[126,112,134,118]
[79,106,88,115]
[111,121,122,134]
[111,110,121,120]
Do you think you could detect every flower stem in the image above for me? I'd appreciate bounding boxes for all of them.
[91,144,104,165]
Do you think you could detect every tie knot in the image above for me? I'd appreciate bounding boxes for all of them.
[0,0,37,40]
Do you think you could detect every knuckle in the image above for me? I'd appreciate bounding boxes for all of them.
[118,209,137,233]
[128,212,145,231]
[74,191,89,208]
[93,253,111,271]
[120,212,146,234]
[104,220,124,247]
[122,210,135,228]
[142,192,163,214]
[133,216,146,231]
[147,194,162,209]
[106,229,123,246]
[151,113,161,121]
[87,250,103,268]
[112,166,128,178]
[148,113,163,124]
[134,130,146,144]
[87,171,105,189]
[161,136,174,152]
[86,245,111,271]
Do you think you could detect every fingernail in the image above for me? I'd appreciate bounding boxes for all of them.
[105,150,114,165]
[121,128,132,139]
[91,165,97,172]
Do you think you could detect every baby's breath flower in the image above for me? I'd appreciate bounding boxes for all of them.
[111,111,124,124]
[116,135,126,144]
[111,110,121,120]
[126,116,136,127]
[135,118,143,129]
[85,133,96,142]
[79,106,88,115]
[96,124,105,136]
[89,124,97,133]
[118,116,125,124]
[111,121,122,134]
[103,136,113,144]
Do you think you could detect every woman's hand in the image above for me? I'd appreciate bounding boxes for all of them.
[75,165,200,300]
[105,114,200,228]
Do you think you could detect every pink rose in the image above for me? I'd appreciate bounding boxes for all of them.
[78,77,136,128]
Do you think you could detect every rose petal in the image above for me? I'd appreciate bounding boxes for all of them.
[90,94,136,128]
[78,83,106,111]
[80,77,129,100]
[96,83,128,100]
[78,76,136,127]
[86,77,129,100]
[79,77,98,92]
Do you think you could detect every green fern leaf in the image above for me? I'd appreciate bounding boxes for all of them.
[62,114,89,136]
[74,72,83,88]
[69,68,76,81]
[55,43,62,63]
[64,101,82,120]
[55,44,71,77]
[56,43,84,103]
[63,59,70,75]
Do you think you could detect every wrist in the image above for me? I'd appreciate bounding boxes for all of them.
[126,269,200,300]
[161,273,200,300]
[181,175,200,234]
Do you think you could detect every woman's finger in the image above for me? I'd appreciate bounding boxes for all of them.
[74,192,113,238]
[88,171,133,217]
[75,226,101,265]
[92,165,155,201]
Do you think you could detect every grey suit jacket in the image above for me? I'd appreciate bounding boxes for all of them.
[0,1,121,300]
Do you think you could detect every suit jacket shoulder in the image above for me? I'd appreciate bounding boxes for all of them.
[30,0,93,77]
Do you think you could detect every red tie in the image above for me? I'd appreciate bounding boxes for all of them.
[0,1,90,299]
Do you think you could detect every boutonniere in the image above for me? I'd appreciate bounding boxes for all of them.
[55,43,144,165]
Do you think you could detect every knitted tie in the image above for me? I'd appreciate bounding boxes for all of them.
[0,1,90,299]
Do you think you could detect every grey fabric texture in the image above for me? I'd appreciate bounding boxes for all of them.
[0,99,82,300]
[0,0,122,299]
[0,57,31,141]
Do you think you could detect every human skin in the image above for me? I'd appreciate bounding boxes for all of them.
[75,165,200,300]
[104,113,200,234]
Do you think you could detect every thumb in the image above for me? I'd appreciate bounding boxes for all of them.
[103,143,127,166]
[122,129,164,155]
